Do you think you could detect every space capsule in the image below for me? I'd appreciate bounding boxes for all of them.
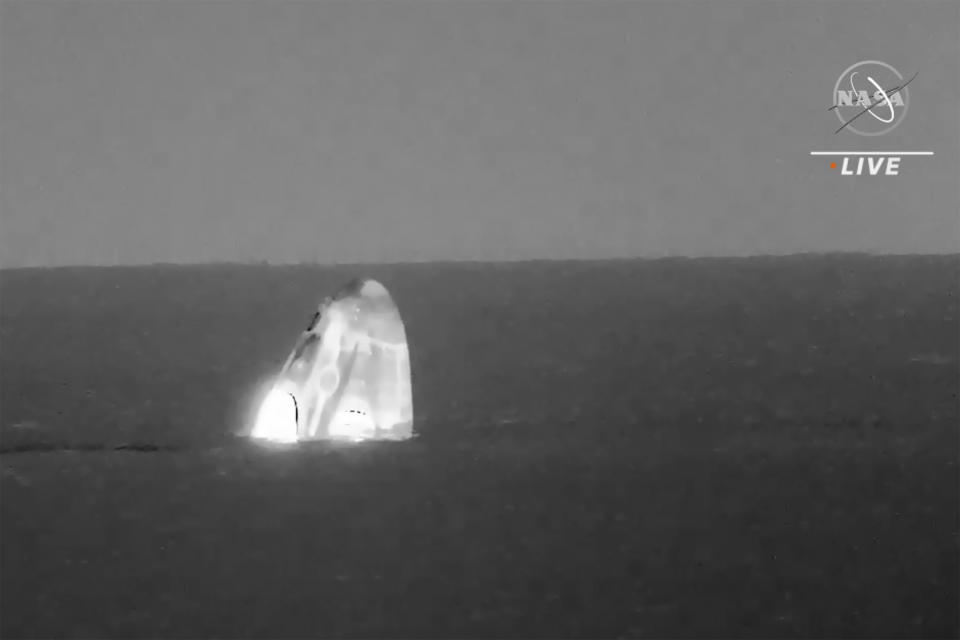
[250,278,413,443]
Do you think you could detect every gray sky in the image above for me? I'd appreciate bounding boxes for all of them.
[1,0,957,267]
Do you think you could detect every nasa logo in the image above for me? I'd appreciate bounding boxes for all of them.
[832,60,911,136]
[812,61,932,175]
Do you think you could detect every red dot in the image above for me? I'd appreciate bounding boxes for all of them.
[829,162,837,169]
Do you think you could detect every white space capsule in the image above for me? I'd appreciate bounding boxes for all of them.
[251,278,413,443]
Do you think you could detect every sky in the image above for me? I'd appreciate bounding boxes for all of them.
[1,0,957,267]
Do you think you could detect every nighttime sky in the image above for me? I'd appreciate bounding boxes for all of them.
[1,0,957,266]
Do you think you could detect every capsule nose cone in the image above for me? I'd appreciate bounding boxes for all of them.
[359,279,390,299]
